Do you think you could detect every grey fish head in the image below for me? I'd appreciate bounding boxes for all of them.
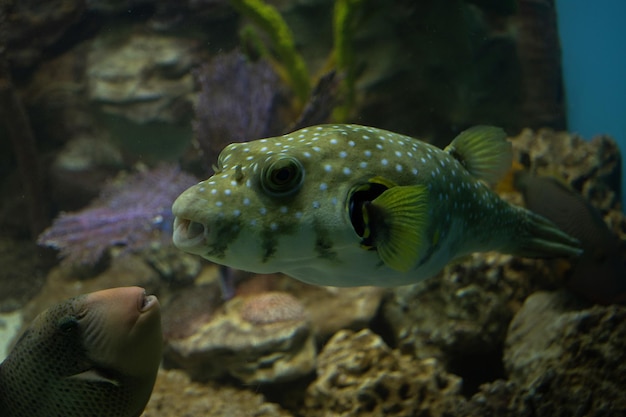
[0,287,162,417]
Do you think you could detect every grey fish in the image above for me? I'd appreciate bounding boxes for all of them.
[0,287,162,417]
[172,124,581,287]
[514,171,626,304]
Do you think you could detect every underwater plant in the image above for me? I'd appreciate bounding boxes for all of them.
[331,0,365,120]
[228,0,363,120]
[38,164,197,265]
[229,0,311,106]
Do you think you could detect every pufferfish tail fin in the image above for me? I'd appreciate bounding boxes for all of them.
[444,126,512,185]
[506,206,583,258]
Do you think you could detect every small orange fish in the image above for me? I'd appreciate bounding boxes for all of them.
[0,287,162,417]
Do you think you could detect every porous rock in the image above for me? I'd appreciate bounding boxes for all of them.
[305,329,463,417]
[383,253,558,364]
[2,0,85,69]
[503,290,626,415]
[87,31,201,124]
[141,368,293,417]
[512,128,621,212]
[165,291,316,384]
[0,238,47,313]
[237,273,386,342]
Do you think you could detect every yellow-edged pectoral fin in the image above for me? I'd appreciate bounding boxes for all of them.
[365,185,429,272]
[444,125,512,185]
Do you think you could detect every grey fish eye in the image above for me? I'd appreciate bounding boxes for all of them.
[58,316,79,333]
[261,155,304,197]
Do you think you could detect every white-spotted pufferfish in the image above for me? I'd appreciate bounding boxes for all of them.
[172,124,581,287]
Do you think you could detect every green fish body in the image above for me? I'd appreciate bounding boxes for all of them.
[172,124,581,287]
[0,287,162,417]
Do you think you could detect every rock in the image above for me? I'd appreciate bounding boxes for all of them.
[166,291,316,384]
[504,291,626,415]
[237,274,386,342]
[511,128,621,212]
[160,282,223,341]
[87,30,201,125]
[383,253,559,364]
[3,0,85,69]
[141,368,294,417]
[20,253,161,327]
[50,136,124,210]
[305,329,463,417]
[0,238,47,313]
[0,310,22,362]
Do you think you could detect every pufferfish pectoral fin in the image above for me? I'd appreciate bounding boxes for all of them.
[364,185,429,272]
[444,125,512,185]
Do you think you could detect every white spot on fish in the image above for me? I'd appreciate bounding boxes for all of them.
[364,150,372,158]
[395,151,402,157]
[330,138,338,145]
[211,189,218,195]
[243,197,250,206]
[324,164,332,172]
[224,189,232,196]
[259,207,267,215]
[312,201,321,209]
[339,151,347,158]
[343,167,352,175]
[348,140,356,147]
[360,161,368,168]
[280,206,288,214]
[412,168,418,175]
[233,209,241,217]
[376,144,383,150]
[395,164,403,172]
[216,201,223,207]
[381,159,388,166]
[295,211,303,219]
[303,151,311,158]
[270,222,278,231]
[320,183,328,191]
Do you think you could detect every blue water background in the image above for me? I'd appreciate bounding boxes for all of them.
[555,0,626,207]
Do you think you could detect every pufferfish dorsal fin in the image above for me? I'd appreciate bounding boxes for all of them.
[444,125,512,185]
[364,184,429,272]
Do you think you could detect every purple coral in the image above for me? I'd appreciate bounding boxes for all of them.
[38,164,198,265]
[193,50,282,168]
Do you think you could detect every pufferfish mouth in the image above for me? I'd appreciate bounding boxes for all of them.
[172,217,208,251]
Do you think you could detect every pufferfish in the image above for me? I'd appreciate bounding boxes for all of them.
[172,124,581,287]
[0,287,162,417]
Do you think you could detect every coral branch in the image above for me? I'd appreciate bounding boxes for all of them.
[37,164,197,265]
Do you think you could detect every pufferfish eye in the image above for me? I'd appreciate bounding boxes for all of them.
[261,155,304,197]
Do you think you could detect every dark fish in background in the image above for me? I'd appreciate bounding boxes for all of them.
[514,171,626,304]
[0,287,162,417]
